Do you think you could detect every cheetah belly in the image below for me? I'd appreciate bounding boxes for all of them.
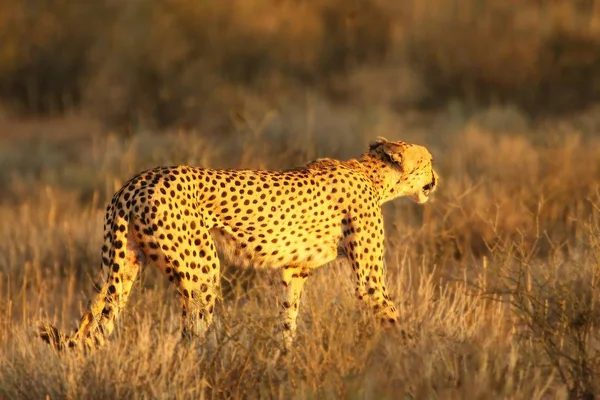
[210,226,341,269]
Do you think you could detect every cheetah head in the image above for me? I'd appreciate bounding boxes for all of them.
[368,137,438,204]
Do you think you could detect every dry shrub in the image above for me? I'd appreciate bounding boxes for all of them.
[0,0,390,128]
[0,0,113,114]
[84,0,392,130]
[3,0,600,128]
[405,0,600,112]
[483,202,600,399]
[417,127,600,264]
[405,0,540,106]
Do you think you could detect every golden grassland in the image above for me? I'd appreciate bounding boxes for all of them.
[2,1,600,398]
[0,108,599,399]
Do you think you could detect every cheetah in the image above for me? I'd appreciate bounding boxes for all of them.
[38,137,438,352]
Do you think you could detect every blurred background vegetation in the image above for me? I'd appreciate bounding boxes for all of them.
[1,0,600,132]
[2,2,600,397]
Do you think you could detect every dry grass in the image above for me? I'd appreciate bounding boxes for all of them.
[2,2,600,398]
[0,111,600,399]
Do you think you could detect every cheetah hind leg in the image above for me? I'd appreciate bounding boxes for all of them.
[177,249,221,343]
[279,266,310,352]
[130,216,221,346]
[152,231,221,343]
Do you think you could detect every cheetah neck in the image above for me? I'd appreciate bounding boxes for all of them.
[351,154,404,204]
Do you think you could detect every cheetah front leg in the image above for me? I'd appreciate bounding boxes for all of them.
[279,266,310,351]
[343,213,399,325]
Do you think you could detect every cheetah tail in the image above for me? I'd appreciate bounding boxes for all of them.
[36,198,142,352]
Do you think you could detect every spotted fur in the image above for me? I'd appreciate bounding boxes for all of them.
[37,137,438,351]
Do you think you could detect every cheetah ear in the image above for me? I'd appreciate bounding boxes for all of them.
[369,137,388,150]
[379,141,405,169]
[369,137,407,169]
[381,142,404,167]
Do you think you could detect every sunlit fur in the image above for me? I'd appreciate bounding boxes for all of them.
[38,137,437,352]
